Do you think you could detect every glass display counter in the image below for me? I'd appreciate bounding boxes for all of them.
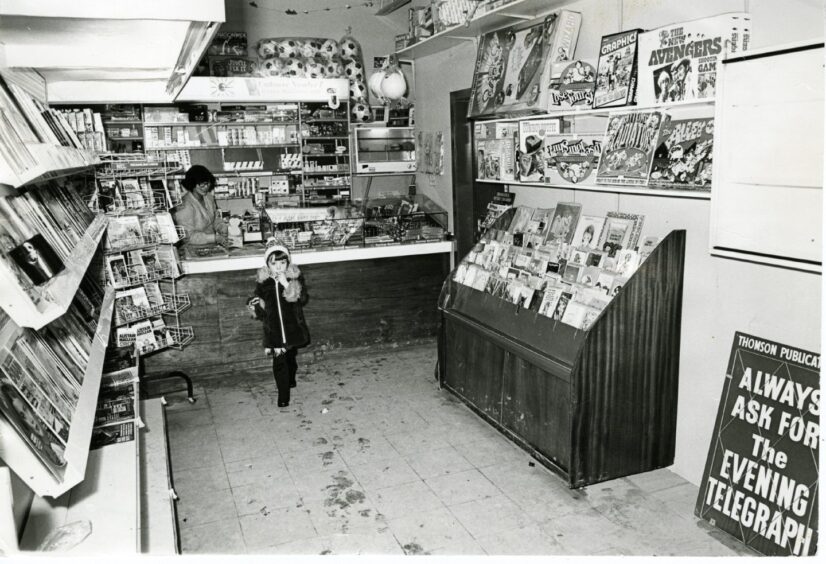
[353,126,416,174]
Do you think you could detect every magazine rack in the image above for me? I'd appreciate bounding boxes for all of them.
[97,154,196,403]
[437,229,686,488]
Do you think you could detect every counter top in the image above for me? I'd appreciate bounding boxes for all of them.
[180,240,455,274]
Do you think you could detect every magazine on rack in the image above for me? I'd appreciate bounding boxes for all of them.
[649,117,713,190]
[90,421,135,449]
[596,111,667,186]
[593,29,642,108]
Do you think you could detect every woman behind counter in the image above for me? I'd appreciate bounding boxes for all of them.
[175,165,229,246]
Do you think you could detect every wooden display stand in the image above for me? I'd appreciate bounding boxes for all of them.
[438,230,686,488]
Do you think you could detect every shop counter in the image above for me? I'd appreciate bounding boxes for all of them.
[144,240,454,378]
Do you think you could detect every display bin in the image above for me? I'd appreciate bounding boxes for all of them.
[264,194,448,251]
[437,226,686,488]
[353,126,416,174]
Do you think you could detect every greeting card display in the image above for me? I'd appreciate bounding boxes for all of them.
[596,110,667,186]
[649,118,714,190]
[594,29,642,108]
[637,12,751,105]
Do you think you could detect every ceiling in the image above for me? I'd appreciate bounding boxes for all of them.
[0,0,226,102]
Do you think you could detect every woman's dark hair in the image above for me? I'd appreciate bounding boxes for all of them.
[181,165,215,191]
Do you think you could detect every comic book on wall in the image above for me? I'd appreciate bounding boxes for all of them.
[467,12,581,117]
[547,60,597,110]
[543,134,602,185]
[649,117,714,190]
[593,29,643,109]
[637,12,751,105]
[596,111,667,186]
[515,119,561,182]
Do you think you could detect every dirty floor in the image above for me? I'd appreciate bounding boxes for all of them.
[164,342,757,556]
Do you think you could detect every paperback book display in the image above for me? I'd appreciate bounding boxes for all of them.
[453,204,655,331]
[0,271,104,478]
[0,179,98,303]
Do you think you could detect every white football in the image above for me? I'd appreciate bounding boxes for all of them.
[278,39,299,58]
[300,41,321,59]
[306,61,325,79]
[258,40,277,58]
[350,80,368,101]
[285,57,306,77]
[320,39,340,58]
[352,103,371,123]
[344,60,364,81]
[261,59,284,75]
[340,39,361,59]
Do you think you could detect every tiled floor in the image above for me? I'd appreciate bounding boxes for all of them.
[163,342,757,556]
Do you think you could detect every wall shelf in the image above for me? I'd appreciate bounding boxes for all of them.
[474,178,712,200]
[0,145,100,189]
[396,0,564,59]
[0,214,108,330]
[0,287,115,498]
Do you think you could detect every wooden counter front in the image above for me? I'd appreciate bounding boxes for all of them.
[144,243,453,377]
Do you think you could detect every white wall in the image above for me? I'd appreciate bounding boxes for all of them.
[410,0,824,486]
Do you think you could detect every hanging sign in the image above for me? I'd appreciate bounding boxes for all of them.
[695,332,819,556]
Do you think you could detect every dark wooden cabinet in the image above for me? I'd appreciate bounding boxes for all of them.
[438,230,685,488]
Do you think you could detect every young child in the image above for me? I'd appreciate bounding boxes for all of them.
[248,240,309,407]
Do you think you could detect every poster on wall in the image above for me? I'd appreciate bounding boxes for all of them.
[596,110,667,186]
[637,12,751,105]
[695,332,819,556]
[417,131,444,175]
[466,11,582,118]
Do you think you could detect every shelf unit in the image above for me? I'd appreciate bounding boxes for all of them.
[0,214,108,330]
[396,0,562,59]
[439,229,686,488]
[0,145,100,189]
[473,99,715,198]
[0,287,115,498]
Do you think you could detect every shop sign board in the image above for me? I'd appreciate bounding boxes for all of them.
[696,332,819,556]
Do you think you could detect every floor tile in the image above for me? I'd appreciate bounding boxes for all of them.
[177,487,238,529]
[224,454,289,488]
[387,506,476,554]
[167,342,754,558]
[448,494,534,539]
[348,456,421,492]
[425,468,502,507]
[179,518,245,555]
[238,505,316,550]
[405,445,474,479]
[366,480,443,520]
[173,464,230,499]
[476,523,571,555]
[231,480,303,516]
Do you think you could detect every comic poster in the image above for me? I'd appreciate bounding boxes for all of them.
[544,134,602,185]
[649,118,714,190]
[547,60,597,109]
[593,29,642,108]
[467,13,581,117]
[637,13,751,105]
[596,111,667,186]
[515,119,561,182]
